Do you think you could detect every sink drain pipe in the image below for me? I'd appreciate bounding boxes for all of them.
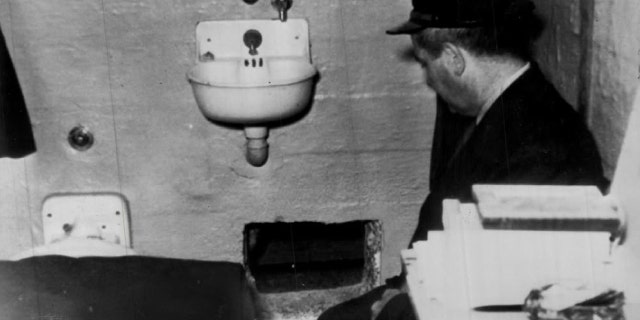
[244,126,269,167]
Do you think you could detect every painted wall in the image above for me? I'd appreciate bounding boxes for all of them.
[587,1,640,178]
[533,0,640,179]
[532,0,584,109]
[0,0,432,280]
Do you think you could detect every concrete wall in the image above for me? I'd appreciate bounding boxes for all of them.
[0,0,432,280]
[532,0,584,109]
[533,0,640,179]
[587,1,640,178]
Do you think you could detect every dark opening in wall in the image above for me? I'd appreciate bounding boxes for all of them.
[244,220,381,293]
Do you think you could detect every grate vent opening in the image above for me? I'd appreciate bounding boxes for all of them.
[244,220,381,293]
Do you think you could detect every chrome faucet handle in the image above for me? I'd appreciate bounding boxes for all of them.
[271,0,292,22]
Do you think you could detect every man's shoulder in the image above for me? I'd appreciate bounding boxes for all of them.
[489,65,583,132]
[473,65,599,162]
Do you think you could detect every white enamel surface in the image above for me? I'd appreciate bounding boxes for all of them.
[195,19,310,61]
[188,19,316,125]
[187,58,316,124]
[10,237,137,261]
[9,193,136,260]
[187,58,316,88]
[41,193,131,248]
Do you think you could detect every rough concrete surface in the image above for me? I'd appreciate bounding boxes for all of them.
[0,0,426,282]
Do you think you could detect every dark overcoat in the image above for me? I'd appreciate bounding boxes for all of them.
[412,64,608,242]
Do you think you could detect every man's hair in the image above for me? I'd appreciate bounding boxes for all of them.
[412,12,544,60]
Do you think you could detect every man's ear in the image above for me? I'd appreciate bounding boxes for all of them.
[442,42,466,76]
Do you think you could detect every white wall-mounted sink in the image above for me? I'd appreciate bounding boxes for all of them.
[186,19,317,166]
[187,57,316,124]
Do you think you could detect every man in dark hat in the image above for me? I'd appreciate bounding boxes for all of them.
[388,0,607,245]
[318,0,607,319]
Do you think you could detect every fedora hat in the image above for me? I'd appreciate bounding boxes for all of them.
[386,0,535,35]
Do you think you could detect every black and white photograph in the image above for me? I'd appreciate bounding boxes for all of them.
[0,0,638,319]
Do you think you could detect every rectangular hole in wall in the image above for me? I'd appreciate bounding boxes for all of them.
[244,220,381,293]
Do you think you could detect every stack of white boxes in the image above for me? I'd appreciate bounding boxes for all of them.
[402,186,621,320]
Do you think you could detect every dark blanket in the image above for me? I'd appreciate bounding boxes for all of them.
[0,24,36,158]
[0,255,261,320]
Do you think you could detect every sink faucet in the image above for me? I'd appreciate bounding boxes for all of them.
[243,29,262,56]
[271,0,292,22]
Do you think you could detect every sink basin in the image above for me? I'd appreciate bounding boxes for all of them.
[187,57,317,124]
[186,19,317,166]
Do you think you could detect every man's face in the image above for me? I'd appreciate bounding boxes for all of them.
[410,38,471,115]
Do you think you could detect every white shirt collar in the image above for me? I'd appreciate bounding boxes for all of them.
[475,62,531,124]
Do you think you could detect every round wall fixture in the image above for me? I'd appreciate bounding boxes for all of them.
[68,125,94,151]
[243,0,258,4]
